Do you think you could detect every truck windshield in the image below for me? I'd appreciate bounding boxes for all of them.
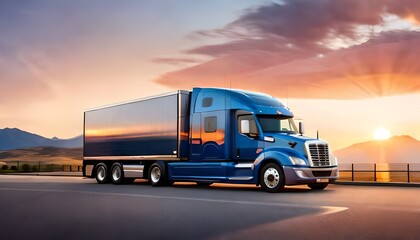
[257,115,297,133]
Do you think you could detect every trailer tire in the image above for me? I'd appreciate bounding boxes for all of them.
[149,163,166,186]
[308,183,328,190]
[260,163,285,193]
[95,163,110,184]
[111,163,124,184]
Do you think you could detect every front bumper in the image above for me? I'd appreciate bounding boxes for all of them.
[283,166,339,185]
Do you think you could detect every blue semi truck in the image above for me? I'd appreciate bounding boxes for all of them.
[83,88,338,192]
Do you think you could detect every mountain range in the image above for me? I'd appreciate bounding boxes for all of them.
[0,128,82,151]
[334,135,420,164]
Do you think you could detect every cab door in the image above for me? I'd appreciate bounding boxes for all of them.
[234,113,261,160]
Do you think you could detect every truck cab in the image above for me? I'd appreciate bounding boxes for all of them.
[167,88,338,192]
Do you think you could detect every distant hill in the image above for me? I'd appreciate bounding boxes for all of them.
[0,146,82,164]
[0,147,83,161]
[334,135,420,164]
[0,128,82,151]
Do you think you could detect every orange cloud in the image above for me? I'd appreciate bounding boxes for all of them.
[157,31,420,99]
[156,1,420,99]
[242,32,420,98]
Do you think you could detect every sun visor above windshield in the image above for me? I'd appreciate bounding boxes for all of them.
[252,105,294,117]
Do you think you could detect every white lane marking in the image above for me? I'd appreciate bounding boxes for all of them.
[0,187,347,215]
[318,206,349,216]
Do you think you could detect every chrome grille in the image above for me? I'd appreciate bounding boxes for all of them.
[308,143,330,167]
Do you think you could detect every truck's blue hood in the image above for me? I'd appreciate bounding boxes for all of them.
[262,133,325,159]
[266,133,316,145]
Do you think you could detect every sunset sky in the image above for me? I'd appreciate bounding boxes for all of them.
[1,0,420,151]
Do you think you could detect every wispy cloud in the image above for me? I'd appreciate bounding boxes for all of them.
[156,0,420,99]
[0,48,54,105]
[152,57,203,65]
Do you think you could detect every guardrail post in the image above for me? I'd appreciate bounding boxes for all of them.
[407,164,410,183]
[70,165,72,172]
[374,163,377,182]
[351,163,354,181]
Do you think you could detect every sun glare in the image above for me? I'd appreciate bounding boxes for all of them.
[374,128,391,140]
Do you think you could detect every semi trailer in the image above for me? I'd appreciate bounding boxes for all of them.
[83,88,338,192]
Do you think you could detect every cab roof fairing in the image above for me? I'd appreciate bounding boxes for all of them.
[192,87,294,117]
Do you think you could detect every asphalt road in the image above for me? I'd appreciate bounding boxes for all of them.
[0,175,419,240]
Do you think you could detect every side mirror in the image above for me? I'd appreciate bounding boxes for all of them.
[240,120,250,134]
[299,122,305,135]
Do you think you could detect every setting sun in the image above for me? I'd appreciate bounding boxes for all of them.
[374,128,391,140]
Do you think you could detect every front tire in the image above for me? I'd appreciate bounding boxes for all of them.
[308,183,328,190]
[149,163,167,186]
[260,163,285,193]
[95,163,110,184]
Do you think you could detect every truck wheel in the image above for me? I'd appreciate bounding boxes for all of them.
[149,163,166,186]
[308,183,328,190]
[95,163,110,184]
[111,163,124,184]
[260,163,285,193]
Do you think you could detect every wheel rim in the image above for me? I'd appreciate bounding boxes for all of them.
[97,166,106,181]
[264,167,280,188]
[112,166,121,181]
[150,166,161,183]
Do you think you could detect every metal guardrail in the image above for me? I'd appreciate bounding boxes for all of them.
[338,163,420,183]
[2,161,420,184]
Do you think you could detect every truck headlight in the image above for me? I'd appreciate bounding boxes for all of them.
[329,153,338,165]
[289,156,307,166]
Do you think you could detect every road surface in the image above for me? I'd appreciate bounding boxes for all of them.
[0,175,419,239]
